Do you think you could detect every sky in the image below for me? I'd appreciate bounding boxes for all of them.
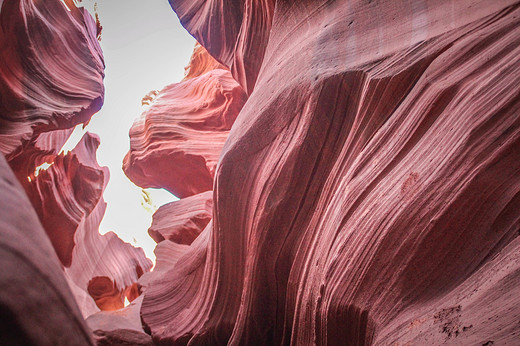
[63,0,195,261]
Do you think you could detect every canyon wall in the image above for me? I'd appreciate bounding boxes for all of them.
[133,0,520,345]
[0,1,151,343]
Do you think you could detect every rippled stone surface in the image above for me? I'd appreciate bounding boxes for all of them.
[0,0,104,156]
[148,191,212,245]
[140,1,520,344]
[0,2,151,340]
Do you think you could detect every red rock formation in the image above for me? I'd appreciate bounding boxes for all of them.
[17,133,104,266]
[0,154,94,345]
[86,295,153,345]
[148,191,212,245]
[140,0,520,344]
[0,0,104,156]
[168,0,274,94]
[123,48,247,198]
[7,128,75,184]
[7,128,153,315]
[63,134,152,313]
[66,203,152,314]
[138,239,191,292]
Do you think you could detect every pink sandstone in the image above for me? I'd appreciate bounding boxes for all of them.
[148,191,213,245]
[123,47,247,198]
[0,0,152,332]
[137,0,520,344]
[0,154,94,345]
[63,133,152,314]
[2,0,520,344]
[0,0,104,157]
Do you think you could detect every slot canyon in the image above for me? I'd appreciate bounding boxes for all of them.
[1,0,520,345]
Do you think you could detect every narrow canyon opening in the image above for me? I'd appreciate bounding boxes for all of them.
[60,0,196,263]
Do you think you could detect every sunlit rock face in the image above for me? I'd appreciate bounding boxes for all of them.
[14,132,104,267]
[47,132,152,316]
[65,196,152,315]
[183,43,227,80]
[139,0,520,344]
[8,127,153,318]
[123,47,247,198]
[0,0,104,156]
[168,0,274,95]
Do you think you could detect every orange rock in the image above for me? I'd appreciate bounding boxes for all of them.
[183,43,227,80]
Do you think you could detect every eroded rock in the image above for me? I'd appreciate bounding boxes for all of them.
[148,191,212,245]
[0,154,93,345]
[123,48,247,198]
[141,1,520,344]
[0,0,104,156]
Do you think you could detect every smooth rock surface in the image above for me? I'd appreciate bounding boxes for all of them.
[66,194,152,314]
[138,239,192,292]
[92,329,153,346]
[141,1,520,344]
[87,296,153,345]
[183,43,227,80]
[0,0,153,342]
[168,0,274,94]
[0,154,94,345]
[8,129,153,316]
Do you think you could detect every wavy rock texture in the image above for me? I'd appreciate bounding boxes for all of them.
[7,128,75,183]
[0,0,154,342]
[141,0,520,344]
[64,135,152,314]
[0,154,93,345]
[168,0,274,94]
[0,0,104,156]
[17,132,104,266]
[87,296,145,334]
[138,239,191,292]
[7,128,152,316]
[148,191,212,245]
[123,48,247,198]
[66,207,152,315]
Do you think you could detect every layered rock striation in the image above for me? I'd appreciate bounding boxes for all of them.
[3,0,520,344]
[62,133,152,315]
[137,0,520,344]
[0,0,104,156]
[123,46,247,198]
[0,154,94,345]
